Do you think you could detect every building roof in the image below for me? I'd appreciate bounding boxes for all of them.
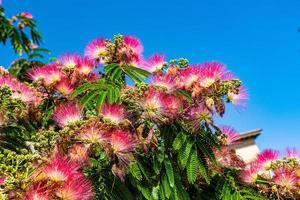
[236,129,262,141]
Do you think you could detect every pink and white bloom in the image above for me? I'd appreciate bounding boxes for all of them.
[220,126,240,145]
[99,103,125,124]
[20,12,33,19]
[256,149,279,169]
[76,57,95,75]
[68,143,90,165]
[77,122,109,144]
[228,86,248,107]
[55,177,94,200]
[0,176,6,185]
[52,102,82,127]
[55,78,74,95]
[161,94,181,117]
[186,104,213,130]
[24,183,51,200]
[123,35,144,54]
[142,88,164,118]
[273,167,298,189]
[110,130,136,164]
[84,38,107,63]
[284,148,299,160]
[178,66,202,89]
[240,163,263,184]
[59,54,81,70]
[28,64,63,86]
[141,54,165,73]
[199,62,227,88]
[151,74,177,91]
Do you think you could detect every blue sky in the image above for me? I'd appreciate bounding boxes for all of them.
[1,0,300,150]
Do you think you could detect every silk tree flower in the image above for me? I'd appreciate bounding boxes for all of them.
[123,35,144,54]
[161,94,181,118]
[0,176,6,185]
[141,54,165,73]
[55,176,94,200]
[0,74,42,105]
[284,148,299,160]
[256,149,279,170]
[273,167,298,190]
[228,86,248,107]
[68,143,90,165]
[24,183,51,200]
[59,54,81,70]
[52,102,82,127]
[186,104,213,130]
[99,103,125,124]
[84,38,107,63]
[76,57,95,75]
[151,74,177,92]
[199,61,227,88]
[220,126,241,145]
[40,155,80,182]
[20,12,33,19]
[28,64,63,86]
[77,122,109,144]
[55,78,74,95]
[109,130,136,164]
[214,146,245,169]
[240,163,263,184]
[142,88,165,119]
[178,66,202,89]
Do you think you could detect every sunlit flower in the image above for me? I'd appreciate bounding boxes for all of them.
[59,54,81,70]
[199,62,227,88]
[186,104,213,130]
[28,64,63,86]
[55,177,94,200]
[77,122,109,144]
[110,130,136,164]
[220,126,240,145]
[141,54,165,73]
[55,78,74,95]
[76,57,95,75]
[99,103,125,124]
[24,183,51,200]
[178,66,201,89]
[20,12,33,19]
[240,163,262,184]
[52,102,82,127]
[123,35,143,54]
[284,148,299,160]
[228,86,248,107]
[84,38,107,63]
[151,74,177,91]
[256,149,279,169]
[161,94,181,117]
[273,167,298,189]
[142,88,164,118]
[68,143,90,165]
[214,146,245,169]
[41,155,79,182]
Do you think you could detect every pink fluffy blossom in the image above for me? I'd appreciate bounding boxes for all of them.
[198,62,227,88]
[77,122,109,144]
[228,86,248,107]
[99,103,125,124]
[20,12,33,19]
[220,126,241,145]
[256,149,279,169]
[284,148,299,160]
[59,54,81,70]
[27,64,63,86]
[141,54,165,73]
[151,74,177,92]
[76,57,95,75]
[52,102,82,127]
[84,38,107,63]
[24,183,51,200]
[273,167,298,189]
[123,35,144,54]
[240,163,262,184]
[55,78,74,95]
[68,143,90,165]
[178,66,202,89]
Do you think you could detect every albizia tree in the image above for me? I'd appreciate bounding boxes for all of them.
[0,6,299,200]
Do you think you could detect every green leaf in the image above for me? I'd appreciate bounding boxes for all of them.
[128,162,142,181]
[164,158,175,188]
[172,132,186,151]
[179,139,193,168]
[161,174,171,198]
[187,148,198,184]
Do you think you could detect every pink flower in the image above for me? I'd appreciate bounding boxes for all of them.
[123,35,143,54]
[41,155,80,182]
[110,130,136,164]
[27,64,63,86]
[0,176,6,185]
[55,78,74,95]
[161,94,181,117]
[199,62,227,88]
[178,66,202,89]
[284,148,299,160]
[228,86,248,108]
[84,38,107,63]
[77,122,109,144]
[99,103,125,124]
[240,163,262,184]
[55,177,94,200]
[256,149,279,169]
[220,126,240,145]
[142,88,164,118]
[151,74,177,91]
[52,102,82,127]
[76,57,95,75]
[68,143,90,165]
[141,54,165,73]
[24,183,51,200]
[20,12,33,19]
[59,54,81,70]
[186,104,213,130]
[273,167,298,189]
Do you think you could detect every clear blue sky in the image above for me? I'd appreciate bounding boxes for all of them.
[1,0,300,150]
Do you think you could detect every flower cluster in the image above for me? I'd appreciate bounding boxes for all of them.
[240,148,300,198]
